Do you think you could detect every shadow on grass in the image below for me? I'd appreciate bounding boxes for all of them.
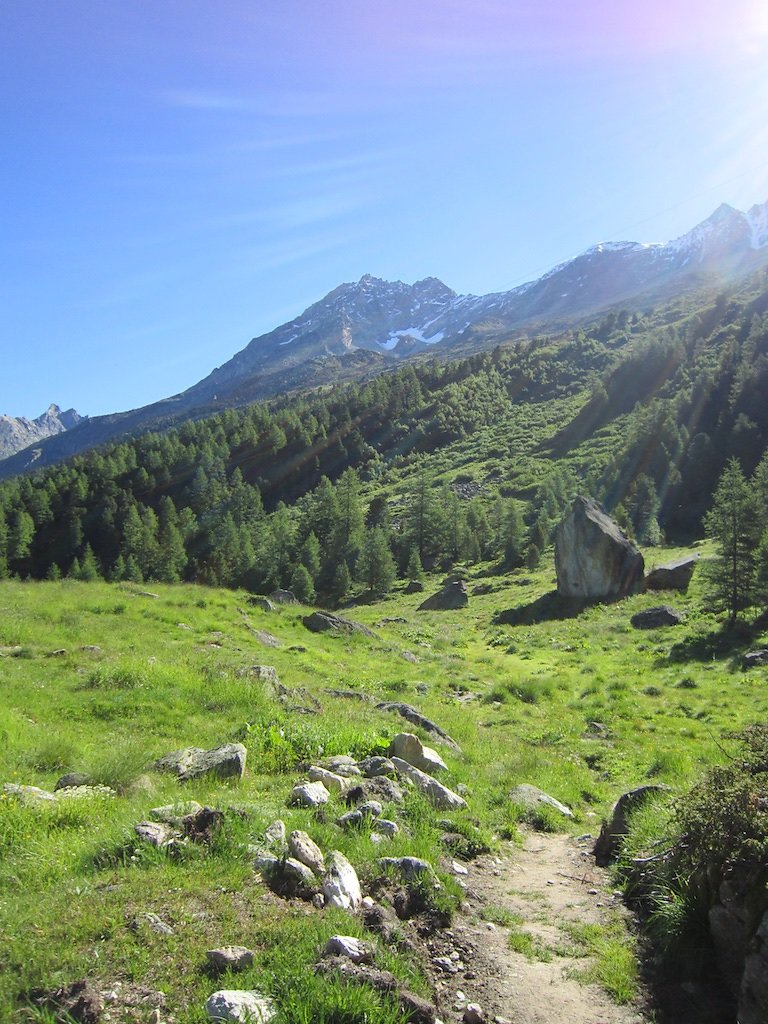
[493,590,592,626]
[664,621,754,666]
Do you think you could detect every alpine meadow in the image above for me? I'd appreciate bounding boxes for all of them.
[4,4,768,1022]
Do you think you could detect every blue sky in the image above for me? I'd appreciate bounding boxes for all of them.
[3,1,768,418]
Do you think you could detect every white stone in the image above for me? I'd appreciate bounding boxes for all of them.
[289,781,329,807]
[264,819,286,845]
[205,990,275,1023]
[323,851,362,911]
[323,935,373,963]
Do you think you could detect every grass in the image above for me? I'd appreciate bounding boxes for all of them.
[562,917,639,1004]
[0,555,764,1019]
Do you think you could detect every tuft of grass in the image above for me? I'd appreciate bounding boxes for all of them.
[563,917,638,1004]
[507,923,554,961]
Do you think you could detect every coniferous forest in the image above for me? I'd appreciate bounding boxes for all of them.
[3,271,768,601]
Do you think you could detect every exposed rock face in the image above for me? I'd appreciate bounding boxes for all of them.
[303,611,376,637]
[708,868,768,1023]
[555,496,644,599]
[417,580,468,611]
[593,784,669,866]
[0,403,83,460]
[630,605,683,629]
[153,743,246,782]
[645,554,698,591]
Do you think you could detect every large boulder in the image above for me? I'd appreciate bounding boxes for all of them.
[555,496,644,600]
[388,733,447,775]
[417,581,468,611]
[645,554,698,591]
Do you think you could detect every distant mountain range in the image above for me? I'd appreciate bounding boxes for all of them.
[0,404,83,461]
[3,199,767,480]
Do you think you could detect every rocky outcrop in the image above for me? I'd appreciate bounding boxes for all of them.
[555,496,644,600]
[0,404,83,460]
[630,605,683,629]
[708,868,768,1024]
[645,554,698,591]
[417,581,468,611]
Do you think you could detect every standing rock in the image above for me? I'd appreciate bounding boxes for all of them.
[323,851,362,911]
[153,743,247,782]
[417,581,468,612]
[205,990,275,1023]
[555,496,644,599]
[645,554,698,591]
[390,758,467,810]
[289,830,325,875]
[389,733,447,775]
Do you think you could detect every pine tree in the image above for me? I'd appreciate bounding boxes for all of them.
[289,563,316,603]
[329,560,352,605]
[405,545,424,581]
[703,458,758,625]
[358,528,397,596]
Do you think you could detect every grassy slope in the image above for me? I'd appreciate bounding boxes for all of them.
[1,564,766,1021]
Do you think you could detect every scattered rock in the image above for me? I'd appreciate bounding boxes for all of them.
[404,580,425,594]
[206,946,255,973]
[390,758,467,810]
[237,664,279,684]
[182,806,225,843]
[743,650,768,669]
[247,596,275,611]
[131,912,175,935]
[308,765,348,792]
[401,651,420,664]
[205,989,275,1023]
[345,776,404,806]
[374,702,461,751]
[323,851,362,911]
[0,645,23,657]
[388,733,447,775]
[373,819,400,838]
[315,959,435,1024]
[464,1004,485,1024]
[46,648,68,657]
[302,611,376,637]
[472,583,494,596]
[153,743,247,782]
[554,495,644,599]
[264,819,286,845]
[269,589,297,605]
[326,755,361,774]
[135,821,176,848]
[417,581,469,611]
[3,782,57,803]
[509,783,573,819]
[630,605,683,629]
[54,772,92,791]
[288,830,325,875]
[379,856,436,883]
[594,784,670,865]
[253,630,281,648]
[645,554,698,591]
[323,935,374,964]
[289,781,330,807]
[357,755,397,778]
[149,800,204,824]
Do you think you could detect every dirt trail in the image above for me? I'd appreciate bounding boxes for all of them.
[428,830,650,1024]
